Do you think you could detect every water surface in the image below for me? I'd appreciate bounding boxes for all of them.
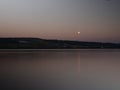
[0,49,120,90]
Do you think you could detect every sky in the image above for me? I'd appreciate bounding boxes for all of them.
[0,0,120,42]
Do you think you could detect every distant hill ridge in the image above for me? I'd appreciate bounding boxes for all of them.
[0,38,120,49]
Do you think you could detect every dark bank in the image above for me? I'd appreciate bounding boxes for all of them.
[0,38,120,49]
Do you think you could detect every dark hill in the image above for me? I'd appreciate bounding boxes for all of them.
[0,38,120,49]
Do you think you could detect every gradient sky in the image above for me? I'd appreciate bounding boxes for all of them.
[0,0,120,42]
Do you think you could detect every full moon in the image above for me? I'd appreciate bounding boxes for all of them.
[77,32,80,35]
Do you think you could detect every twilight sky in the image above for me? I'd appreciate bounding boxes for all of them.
[0,0,120,42]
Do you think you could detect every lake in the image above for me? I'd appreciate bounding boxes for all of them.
[0,49,120,90]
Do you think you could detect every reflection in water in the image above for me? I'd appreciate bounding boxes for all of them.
[0,50,120,90]
[77,53,80,73]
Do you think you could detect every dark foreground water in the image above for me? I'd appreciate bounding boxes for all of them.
[0,49,120,90]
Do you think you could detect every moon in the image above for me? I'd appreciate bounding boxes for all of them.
[77,32,80,35]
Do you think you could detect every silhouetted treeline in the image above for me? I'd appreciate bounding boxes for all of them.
[0,38,120,49]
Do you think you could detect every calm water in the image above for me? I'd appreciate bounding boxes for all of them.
[0,49,120,90]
